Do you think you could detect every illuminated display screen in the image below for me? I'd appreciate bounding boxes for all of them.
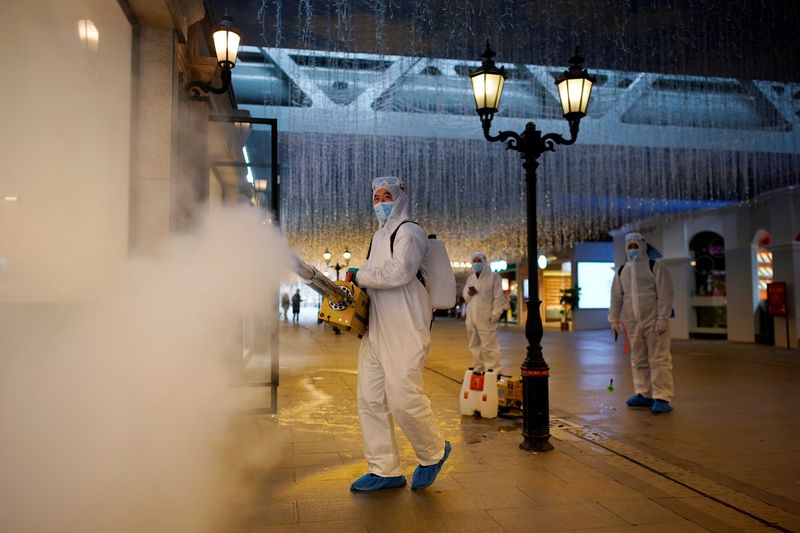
[577,262,615,309]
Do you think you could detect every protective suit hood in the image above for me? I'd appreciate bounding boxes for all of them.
[625,232,647,262]
[372,176,410,233]
[470,251,487,264]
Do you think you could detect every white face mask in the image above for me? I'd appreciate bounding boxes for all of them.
[374,201,394,222]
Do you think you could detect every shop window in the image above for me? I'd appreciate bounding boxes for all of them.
[757,251,774,300]
[690,231,726,296]
[753,230,775,344]
[689,231,727,337]
[497,271,519,324]
[543,270,571,323]
[754,230,773,301]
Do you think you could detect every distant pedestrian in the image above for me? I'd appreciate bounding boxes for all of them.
[281,292,290,321]
[291,289,302,323]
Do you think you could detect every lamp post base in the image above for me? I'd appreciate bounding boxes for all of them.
[519,437,554,453]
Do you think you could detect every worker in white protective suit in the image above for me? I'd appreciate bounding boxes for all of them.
[463,252,508,374]
[609,232,675,414]
[347,176,451,492]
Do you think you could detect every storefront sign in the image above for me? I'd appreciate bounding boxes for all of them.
[767,282,787,317]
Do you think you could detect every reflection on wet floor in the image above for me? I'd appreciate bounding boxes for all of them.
[225,316,800,532]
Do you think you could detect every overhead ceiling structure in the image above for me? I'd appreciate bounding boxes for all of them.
[235,46,799,149]
[232,44,800,264]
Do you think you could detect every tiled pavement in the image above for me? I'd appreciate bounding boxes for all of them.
[224,311,800,532]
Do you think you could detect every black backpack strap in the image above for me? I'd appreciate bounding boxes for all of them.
[389,220,426,288]
[389,220,419,255]
[366,220,418,260]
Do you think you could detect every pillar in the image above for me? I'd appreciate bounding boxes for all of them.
[726,246,757,343]
[770,242,800,348]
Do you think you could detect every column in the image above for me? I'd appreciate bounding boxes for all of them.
[770,242,800,348]
[725,246,757,343]
[660,257,691,340]
[129,27,177,254]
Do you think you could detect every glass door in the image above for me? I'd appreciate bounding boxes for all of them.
[210,115,280,414]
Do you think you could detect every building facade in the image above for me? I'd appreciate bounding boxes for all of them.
[612,187,800,348]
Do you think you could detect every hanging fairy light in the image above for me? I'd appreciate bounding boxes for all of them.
[245,1,800,266]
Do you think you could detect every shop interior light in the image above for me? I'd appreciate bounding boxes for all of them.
[78,19,99,52]
[490,260,508,272]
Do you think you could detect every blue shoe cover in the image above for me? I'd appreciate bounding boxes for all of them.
[349,473,406,492]
[651,399,673,413]
[626,394,654,408]
[411,441,451,491]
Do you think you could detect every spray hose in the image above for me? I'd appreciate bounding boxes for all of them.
[291,255,353,308]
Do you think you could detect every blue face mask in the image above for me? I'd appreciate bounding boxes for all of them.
[472,262,484,272]
[626,248,641,260]
[374,201,394,222]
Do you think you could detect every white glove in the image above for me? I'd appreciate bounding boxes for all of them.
[655,318,668,334]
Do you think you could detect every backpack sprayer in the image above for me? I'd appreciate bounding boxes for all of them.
[292,255,370,338]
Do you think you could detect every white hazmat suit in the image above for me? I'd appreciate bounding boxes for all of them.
[609,233,675,403]
[463,252,508,373]
[355,177,445,477]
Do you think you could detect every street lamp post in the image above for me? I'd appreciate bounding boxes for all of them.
[469,41,595,452]
[322,248,351,281]
[186,12,241,99]
[323,248,352,334]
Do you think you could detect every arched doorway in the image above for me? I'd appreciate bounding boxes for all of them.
[753,229,774,345]
[689,231,727,338]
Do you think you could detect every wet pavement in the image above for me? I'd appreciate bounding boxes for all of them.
[226,311,800,532]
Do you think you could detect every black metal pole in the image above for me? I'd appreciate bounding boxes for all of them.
[519,151,553,452]
[333,262,342,334]
[478,119,581,453]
